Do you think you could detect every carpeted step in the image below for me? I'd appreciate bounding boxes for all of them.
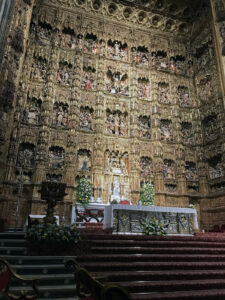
[91,246,225,255]
[91,269,225,282]
[87,239,225,249]
[80,261,225,272]
[114,279,225,293]
[131,288,225,300]
[80,233,225,242]
[78,253,225,263]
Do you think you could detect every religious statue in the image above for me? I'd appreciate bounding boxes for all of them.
[178,86,190,107]
[111,176,121,202]
[77,150,91,171]
[49,146,65,169]
[158,82,170,104]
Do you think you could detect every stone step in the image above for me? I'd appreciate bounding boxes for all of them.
[0,239,27,247]
[3,284,77,299]
[0,246,27,255]
[91,246,225,255]
[78,253,225,263]
[11,273,75,287]
[0,232,25,239]
[1,255,76,265]
[12,264,73,276]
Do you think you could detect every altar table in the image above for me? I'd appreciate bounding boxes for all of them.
[104,205,198,235]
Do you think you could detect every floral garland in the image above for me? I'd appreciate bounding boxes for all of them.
[140,182,155,206]
[142,217,167,236]
[76,177,92,207]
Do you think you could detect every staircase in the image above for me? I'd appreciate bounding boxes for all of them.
[0,232,78,300]
[78,233,225,300]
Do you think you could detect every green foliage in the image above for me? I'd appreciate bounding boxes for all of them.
[142,217,167,236]
[25,223,80,244]
[140,182,155,206]
[76,177,92,207]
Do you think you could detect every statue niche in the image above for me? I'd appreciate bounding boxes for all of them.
[158,82,170,104]
[23,97,41,125]
[137,77,151,99]
[17,143,35,168]
[138,116,151,139]
[165,184,177,192]
[81,65,96,90]
[151,50,167,70]
[84,33,98,55]
[52,102,68,127]
[46,173,62,182]
[80,106,93,131]
[175,55,186,75]
[15,170,32,183]
[57,61,73,85]
[56,27,76,49]
[185,161,198,181]
[202,114,218,142]
[195,40,213,71]
[105,110,128,136]
[30,55,48,81]
[99,38,106,56]
[210,181,225,192]
[107,39,128,61]
[76,33,83,52]
[163,159,176,179]
[30,21,52,44]
[131,46,149,67]
[198,75,213,102]
[140,157,153,177]
[49,146,64,169]
[160,119,173,142]
[106,67,129,96]
[77,149,91,171]
[104,150,128,175]
[208,155,224,179]
[178,86,190,107]
[181,122,194,145]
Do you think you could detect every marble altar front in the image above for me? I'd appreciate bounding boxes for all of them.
[104,205,198,235]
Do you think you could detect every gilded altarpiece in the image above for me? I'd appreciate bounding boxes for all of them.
[1,0,225,229]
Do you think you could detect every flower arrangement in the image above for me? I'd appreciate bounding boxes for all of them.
[141,217,167,236]
[76,177,92,207]
[25,223,80,244]
[188,204,195,209]
[140,182,155,206]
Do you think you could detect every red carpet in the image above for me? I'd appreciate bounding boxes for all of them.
[77,232,225,299]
